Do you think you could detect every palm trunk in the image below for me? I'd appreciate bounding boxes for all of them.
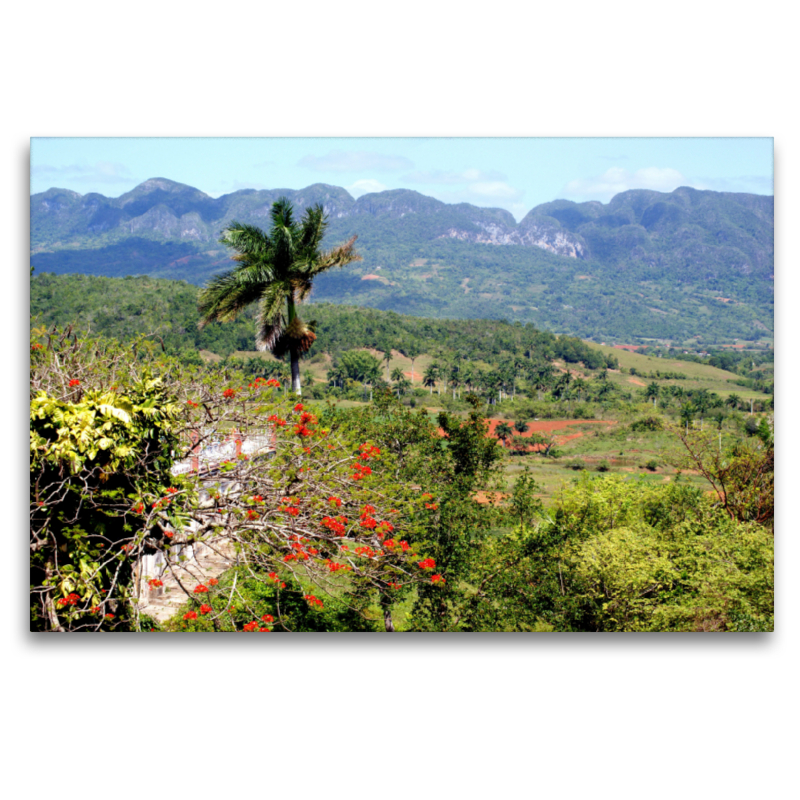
[290,351,301,395]
[287,295,302,396]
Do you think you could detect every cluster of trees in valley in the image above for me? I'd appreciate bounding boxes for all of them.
[30,326,774,632]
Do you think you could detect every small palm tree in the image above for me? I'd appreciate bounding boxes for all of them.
[495,421,513,447]
[197,198,361,396]
[382,348,393,382]
[513,419,529,435]
[403,342,423,384]
[423,363,439,395]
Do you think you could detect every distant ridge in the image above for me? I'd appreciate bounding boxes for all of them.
[30,180,773,344]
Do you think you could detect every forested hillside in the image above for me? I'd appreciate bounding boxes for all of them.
[30,180,774,344]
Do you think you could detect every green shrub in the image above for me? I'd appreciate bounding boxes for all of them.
[645,459,659,472]
[630,416,664,432]
[596,460,611,472]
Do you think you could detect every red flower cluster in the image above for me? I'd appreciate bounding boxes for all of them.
[351,463,372,481]
[200,604,212,615]
[251,495,264,504]
[388,581,402,590]
[421,493,434,500]
[326,560,352,573]
[355,545,377,558]
[193,584,209,594]
[267,413,287,427]
[358,443,381,461]
[31,343,43,350]
[243,621,259,632]
[68,379,81,387]
[222,388,236,399]
[148,578,164,589]
[431,574,446,584]
[248,377,272,390]
[105,613,115,620]
[321,515,347,535]
[164,530,174,539]
[304,594,324,609]
[186,399,199,408]
[279,496,300,516]
[208,578,219,586]
[360,515,378,530]
[418,558,436,570]
[57,593,80,607]
[425,503,439,511]
[377,520,394,535]
[294,403,304,412]
[132,502,144,514]
[268,572,287,589]
[261,613,274,624]
[384,539,396,549]
[328,496,342,508]
[266,378,280,388]
[247,509,259,520]
[184,610,198,621]
[293,423,313,437]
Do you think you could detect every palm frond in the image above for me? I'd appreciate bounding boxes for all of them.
[255,286,286,352]
[270,197,295,231]
[219,221,271,258]
[298,204,327,255]
[314,235,362,273]
[197,264,271,327]
[271,315,317,358]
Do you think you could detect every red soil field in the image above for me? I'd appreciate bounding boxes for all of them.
[484,417,614,439]
[436,417,615,454]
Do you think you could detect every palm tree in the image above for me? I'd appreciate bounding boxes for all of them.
[645,381,660,407]
[513,419,530,435]
[381,348,393,382]
[197,198,361,396]
[423,363,439,395]
[402,342,423,385]
[495,421,513,447]
[680,402,695,433]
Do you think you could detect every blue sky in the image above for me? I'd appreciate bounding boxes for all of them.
[31,137,773,222]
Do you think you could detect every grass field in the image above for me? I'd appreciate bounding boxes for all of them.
[587,343,772,401]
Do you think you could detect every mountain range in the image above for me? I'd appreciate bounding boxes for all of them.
[30,178,774,344]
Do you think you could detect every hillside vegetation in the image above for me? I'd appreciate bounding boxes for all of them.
[30,180,773,345]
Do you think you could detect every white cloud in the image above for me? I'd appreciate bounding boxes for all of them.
[346,178,388,197]
[563,167,688,201]
[32,160,134,186]
[298,150,413,173]
[403,167,506,184]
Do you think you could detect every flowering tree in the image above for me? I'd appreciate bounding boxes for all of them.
[30,328,444,632]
